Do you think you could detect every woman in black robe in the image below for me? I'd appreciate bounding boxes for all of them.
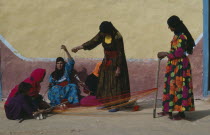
[72,21,130,111]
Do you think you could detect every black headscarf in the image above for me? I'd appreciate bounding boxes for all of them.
[99,21,117,34]
[167,15,195,54]
[15,82,32,96]
[51,57,66,80]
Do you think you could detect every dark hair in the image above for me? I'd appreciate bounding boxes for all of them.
[51,57,66,80]
[167,15,195,54]
[15,82,32,96]
[99,21,116,34]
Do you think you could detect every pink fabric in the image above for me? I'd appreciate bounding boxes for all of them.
[80,96,102,106]
[5,68,46,105]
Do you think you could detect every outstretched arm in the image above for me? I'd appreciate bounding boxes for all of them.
[61,45,73,60]
[61,45,75,77]
[71,32,102,53]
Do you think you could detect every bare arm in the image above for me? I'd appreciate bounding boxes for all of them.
[61,45,73,60]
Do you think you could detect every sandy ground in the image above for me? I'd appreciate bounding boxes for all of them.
[0,99,210,135]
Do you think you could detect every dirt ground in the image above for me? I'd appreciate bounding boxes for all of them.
[0,99,210,135]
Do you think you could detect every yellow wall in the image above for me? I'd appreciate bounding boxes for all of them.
[0,0,202,59]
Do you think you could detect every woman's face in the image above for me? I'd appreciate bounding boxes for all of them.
[168,26,175,32]
[56,61,64,70]
[100,31,112,37]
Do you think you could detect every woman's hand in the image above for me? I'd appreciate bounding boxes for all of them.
[71,46,83,53]
[61,45,67,51]
[33,109,43,117]
[157,52,169,59]
[115,67,121,77]
[71,47,79,53]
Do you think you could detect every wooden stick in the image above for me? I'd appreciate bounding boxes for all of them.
[44,101,69,112]
[74,74,91,96]
[110,99,137,109]
[18,118,24,123]
[153,58,161,118]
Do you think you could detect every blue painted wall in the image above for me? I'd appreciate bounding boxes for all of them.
[203,0,209,96]
[0,47,2,101]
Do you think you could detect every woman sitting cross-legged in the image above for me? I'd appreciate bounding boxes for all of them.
[48,45,79,107]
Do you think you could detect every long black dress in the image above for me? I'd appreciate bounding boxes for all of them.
[82,29,130,103]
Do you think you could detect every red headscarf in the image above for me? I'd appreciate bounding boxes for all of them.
[5,68,46,105]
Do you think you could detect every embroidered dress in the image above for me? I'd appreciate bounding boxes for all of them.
[162,33,195,112]
[48,58,79,106]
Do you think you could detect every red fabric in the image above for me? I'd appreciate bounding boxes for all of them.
[104,51,118,67]
[80,96,102,106]
[5,68,46,105]
[105,60,112,67]
[133,105,140,111]
[104,51,118,58]
[57,81,68,87]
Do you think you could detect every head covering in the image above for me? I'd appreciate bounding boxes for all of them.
[167,15,182,29]
[167,15,195,54]
[5,68,46,105]
[56,57,65,63]
[29,68,46,83]
[15,82,32,96]
[51,57,66,80]
[24,68,46,96]
[99,21,115,34]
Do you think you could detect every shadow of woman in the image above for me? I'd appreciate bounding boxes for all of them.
[185,109,210,121]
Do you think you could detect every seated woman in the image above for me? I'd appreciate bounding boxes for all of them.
[84,62,102,96]
[48,45,79,106]
[5,68,49,110]
[5,82,38,120]
[79,62,102,106]
[75,62,102,96]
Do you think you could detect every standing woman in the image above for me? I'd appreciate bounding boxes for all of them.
[157,15,195,120]
[72,21,130,112]
[48,45,79,106]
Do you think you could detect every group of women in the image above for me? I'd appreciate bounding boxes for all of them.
[4,15,195,121]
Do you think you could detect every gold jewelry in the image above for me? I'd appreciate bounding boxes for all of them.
[105,35,112,44]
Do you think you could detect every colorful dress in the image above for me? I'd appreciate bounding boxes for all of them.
[48,58,79,106]
[162,33,195,112]
[82,31,130,102]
